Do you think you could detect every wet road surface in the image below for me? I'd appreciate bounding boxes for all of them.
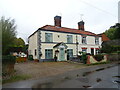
[3,63,120,89]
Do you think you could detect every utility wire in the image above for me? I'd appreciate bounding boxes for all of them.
[80,0,117,18]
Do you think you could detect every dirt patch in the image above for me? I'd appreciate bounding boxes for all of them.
[15,61,85,80]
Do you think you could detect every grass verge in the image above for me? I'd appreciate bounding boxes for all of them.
[3,75,31,84]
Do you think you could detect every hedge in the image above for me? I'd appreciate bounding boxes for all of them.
[2,55,16,64]
[93,54,104,61]
[2,55,16,78]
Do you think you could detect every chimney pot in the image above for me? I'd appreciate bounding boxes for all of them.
[78,20,85,31]
[54,16,61,27]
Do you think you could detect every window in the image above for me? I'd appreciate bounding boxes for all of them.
[91,48,94,55]
[35,49,37,56]
[45,33,53,42]
[45,49,53,59]
[82,48,87,53]
[95,48,99,55]
[95,37,99,45]
[82,36,87,44]
[67,35,73,43]
[67,49,73,60]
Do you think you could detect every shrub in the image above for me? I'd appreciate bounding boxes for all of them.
[93,54,104,61]
[28,55,33,61]
[2,55,16,64]
[2,55,16,78]
[81,53,87,64]
[117,51,120,54]
[16,57,27,63]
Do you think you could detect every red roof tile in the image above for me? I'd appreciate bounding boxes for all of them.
[97,33,110,41]
[101,34,110,41]
[40,25,98,36]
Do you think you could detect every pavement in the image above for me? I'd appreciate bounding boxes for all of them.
[2,62,120,89]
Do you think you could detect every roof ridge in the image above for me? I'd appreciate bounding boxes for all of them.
[40,25,97,36]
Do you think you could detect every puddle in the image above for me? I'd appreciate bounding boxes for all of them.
[96,68,105,71]
[83,85,91,88]
[64,76,71,80]
[112,76,120,78]
[96,78,102,82]
[77,77,89,83]
[82,71,94,77]
[32,82,53,88]
[82,67,109,77]
[113,80,120,84]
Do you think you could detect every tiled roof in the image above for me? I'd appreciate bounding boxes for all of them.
[98,33,110,41]
[102,34,110,41]
[40,25,98,36]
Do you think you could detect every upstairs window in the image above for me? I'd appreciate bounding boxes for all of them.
[45,33,53,42]
[82,36,87,44]
[95,37,99,45]
[67,35,73,43]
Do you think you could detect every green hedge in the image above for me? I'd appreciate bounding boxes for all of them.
[81,53,87,64]
[101,45,120,53]
[2,55,16,64]
[93,54,104,61]
[2,55,16,78]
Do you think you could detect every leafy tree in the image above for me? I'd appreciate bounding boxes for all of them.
[114,23,120,39]
[1,16,17,55]
[13,37,25,47]
[105,23,120,40]
[104,28,116,40]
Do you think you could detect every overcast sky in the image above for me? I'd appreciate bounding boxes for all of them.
[0,0,119,43]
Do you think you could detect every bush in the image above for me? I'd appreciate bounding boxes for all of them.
[101,44,120,54]
[2,55,16,78]
[117,51,120,54]
[2,55,16,64]
[81,53,87,64]
[16,57,27,63]
[28,55,33,61]
[93,54,104,61]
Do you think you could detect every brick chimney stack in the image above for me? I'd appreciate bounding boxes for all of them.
[78,20,85,31]
[54,16,61,27]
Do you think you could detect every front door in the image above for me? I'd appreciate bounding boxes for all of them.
[91,48,94,55]
[59,48,65,61]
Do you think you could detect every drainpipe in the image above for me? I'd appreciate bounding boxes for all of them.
[76,35,79,56]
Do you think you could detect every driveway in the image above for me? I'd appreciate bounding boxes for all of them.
[15,61,86,80]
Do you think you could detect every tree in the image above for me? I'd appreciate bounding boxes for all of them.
[105,23,120,40]
[13,37,25,47]
[104,28,116,40]
[1,16,17,55]
[114,23,120,39]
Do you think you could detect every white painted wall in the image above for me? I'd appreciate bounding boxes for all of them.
[29,30,102,60]
[28,32,38,59]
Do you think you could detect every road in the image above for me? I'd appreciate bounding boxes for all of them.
[3,63,120,89]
